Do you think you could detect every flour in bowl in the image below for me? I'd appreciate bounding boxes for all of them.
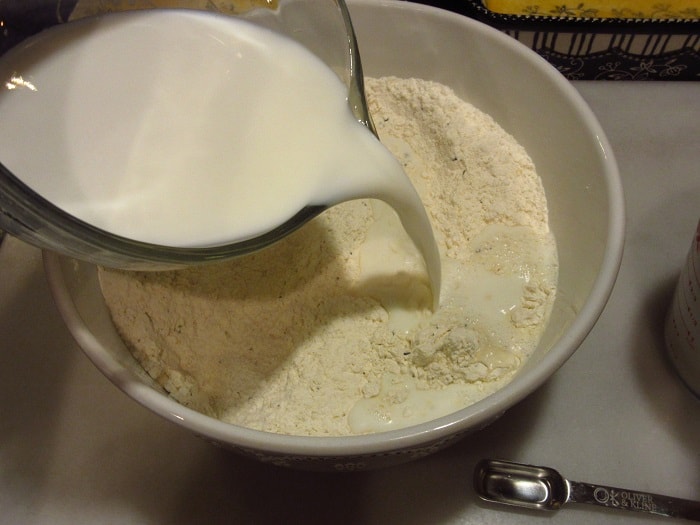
[98,77,558,436]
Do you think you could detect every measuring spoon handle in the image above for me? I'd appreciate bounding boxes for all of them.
[568,480,700,521]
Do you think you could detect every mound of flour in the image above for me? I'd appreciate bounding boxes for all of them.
[99,77,557,436]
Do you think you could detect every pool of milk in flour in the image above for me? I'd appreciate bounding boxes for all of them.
[350,218,557,433]
[0,8,440,301]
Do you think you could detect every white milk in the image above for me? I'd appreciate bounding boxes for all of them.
[0,9,440,303]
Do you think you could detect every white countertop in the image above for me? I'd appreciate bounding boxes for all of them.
[1,80,698,524]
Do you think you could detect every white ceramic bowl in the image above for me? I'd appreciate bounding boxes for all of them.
[43,0,624,470]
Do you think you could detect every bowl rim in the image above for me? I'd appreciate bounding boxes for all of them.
[42,0,625,458]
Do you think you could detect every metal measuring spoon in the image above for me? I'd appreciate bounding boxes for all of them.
[474,459,700,521]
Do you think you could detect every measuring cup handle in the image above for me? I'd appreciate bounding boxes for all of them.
[568,480,700,521]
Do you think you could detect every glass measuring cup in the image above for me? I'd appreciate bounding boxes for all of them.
[0,0,375,269]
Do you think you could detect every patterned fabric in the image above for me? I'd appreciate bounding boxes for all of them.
[425,0,700,80]
[540,43,699,80]
[504,29,700,79]
[484,0,700,20]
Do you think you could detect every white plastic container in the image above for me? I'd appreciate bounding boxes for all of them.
[665,219,700,398]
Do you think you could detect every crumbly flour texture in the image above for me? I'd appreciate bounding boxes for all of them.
[99,77,558,436]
